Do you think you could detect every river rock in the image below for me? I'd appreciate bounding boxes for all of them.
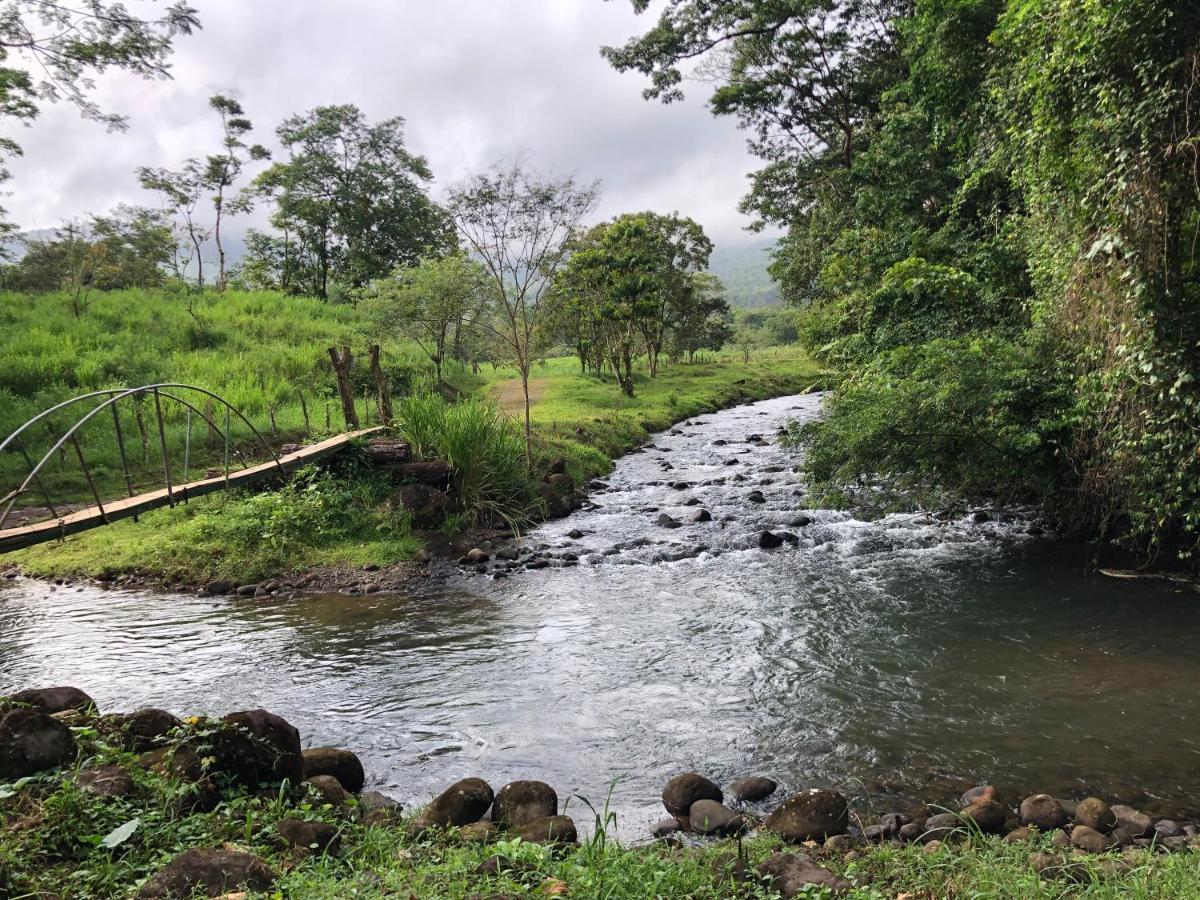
[759,530,784,549]
[77,764,135,797]
[1020,794,1068,831]
[757,852,851,897]
[962,799,1007,834]
[898,821,926,843]
[651,817,687,839]
[357,790,403,825]
[216,709,304,785]
[302,747,365,793]
[730,776,777,803]
[1030,853,1090,883]
[277,817,340,855]
[202,580,232,595]
[656,513,682,529]
[419,777,494,828]
[8,686,94,714]
[788,516,812,528]
[689,509,713,523]
[763,789,849,842]
[1075,797,1116,833]
[1070,824,1112,853]
[960,785,999,807]
[118,708,181,752]
[0,707,76,779]
[1004,826,1032,843]
[688,799,746,836]
[922,813,963,841]
[304,775,348,808]
[492,780,557,827]
[395,483,451,528]
[1154,819,1185,839]
[1111,805,1152,838]
[662,772,723,816]
[747,490,766,504]
[513,814,577,847]
[136,848,276,898]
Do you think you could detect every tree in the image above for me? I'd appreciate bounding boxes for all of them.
[138,159,210,288]
[602,0,908,225]
[0,1,199,236]
[203,94,269,291]
[670,272,733,362]
[360,253,494,384]
[254,105,454,298]
[448,161,599,459]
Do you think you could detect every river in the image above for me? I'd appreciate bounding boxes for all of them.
[3,392,1200,831]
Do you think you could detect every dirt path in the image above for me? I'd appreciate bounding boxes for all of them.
[491,378,549,414]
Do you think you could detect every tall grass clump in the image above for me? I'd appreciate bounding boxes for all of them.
[392,394,536,528]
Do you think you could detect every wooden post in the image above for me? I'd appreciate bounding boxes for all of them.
[328,345,360,429]
[369,343,392,424]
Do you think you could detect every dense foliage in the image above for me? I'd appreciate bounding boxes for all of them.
[612,0,1200,563]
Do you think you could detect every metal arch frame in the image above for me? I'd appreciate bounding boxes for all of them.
[0,384,284,530]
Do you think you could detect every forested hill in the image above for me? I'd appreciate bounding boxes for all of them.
[707,238,780,308]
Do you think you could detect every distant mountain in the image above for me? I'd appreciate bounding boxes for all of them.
[707,238,781,308]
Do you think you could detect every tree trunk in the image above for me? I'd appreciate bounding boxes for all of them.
[328,345,360,428]
[520,363,532,468]
[299,392,310,434]
[215,195,226,291]
[368,343,392,424]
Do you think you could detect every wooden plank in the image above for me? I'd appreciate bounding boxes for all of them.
[0,428,383,554]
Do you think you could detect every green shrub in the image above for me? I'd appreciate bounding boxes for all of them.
[392,394,536,528]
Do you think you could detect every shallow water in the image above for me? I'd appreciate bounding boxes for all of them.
[3,392,1200,831]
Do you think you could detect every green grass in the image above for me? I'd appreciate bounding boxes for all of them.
[3,713,1199,900]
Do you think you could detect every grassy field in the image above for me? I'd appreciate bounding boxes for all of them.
[3,714,1198,900]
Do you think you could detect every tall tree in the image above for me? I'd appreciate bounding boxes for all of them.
[602,0,909,225]
[448,161,599,459]
[138,159,210,288]
[203,94,269,291]
[254,104,453,298]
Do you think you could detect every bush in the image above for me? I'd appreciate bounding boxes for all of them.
[793,333,1073,511]
[392,395,536,528]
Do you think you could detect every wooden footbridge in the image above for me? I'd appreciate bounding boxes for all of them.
[0,384,379,554]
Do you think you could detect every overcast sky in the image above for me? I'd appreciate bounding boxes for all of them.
[5,0,773,248]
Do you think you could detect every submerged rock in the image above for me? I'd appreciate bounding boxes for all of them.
[731,776,777,803]
[759,531,784,549]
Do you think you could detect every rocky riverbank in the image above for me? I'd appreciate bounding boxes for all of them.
[4,684,1200,898]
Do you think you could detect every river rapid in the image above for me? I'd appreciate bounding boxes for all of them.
[4,392,1200,832]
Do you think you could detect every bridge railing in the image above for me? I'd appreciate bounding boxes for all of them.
[0,384,283,532]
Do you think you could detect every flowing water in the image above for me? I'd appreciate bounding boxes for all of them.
[3,392,1200,830]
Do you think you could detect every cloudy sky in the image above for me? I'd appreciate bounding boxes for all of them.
[6,0,773,248]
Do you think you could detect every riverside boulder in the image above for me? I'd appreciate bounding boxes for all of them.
[662,772,723,817]
[302,747,365,793]
[213,709,304,786]
[514,814,578,847]
[0,707,76,779]
[418,777,494,828]
[764,789,849,842]
[136,848,276,898]
[116,708,181,752]
[1020,794,1069,831]
[8,686,94,714]
[758,852,851,897]
[492,780,557,827]
[1075,797,1116,833]
[688,799,746,836]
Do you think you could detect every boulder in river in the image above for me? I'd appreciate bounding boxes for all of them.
[465,548,489,563]
[492,780,558,828]
[302,747,365,793]
[759,531,784,549]
[763,789,849,842]
[662,772,723,817]
[0,707,76,779]
[136,848,276,898]
[418,777,494,828]
[8,686,94,714]
[689,509,713,523]
[689,799,746,836]
[656,513,682,529]
[731,776,777,803]
[747,490,766,504]
[1020,794,1068,831]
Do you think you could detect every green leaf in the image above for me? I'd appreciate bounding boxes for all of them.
[100,818,140,848]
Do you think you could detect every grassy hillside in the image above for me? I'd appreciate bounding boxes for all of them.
[708,238,782,308]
